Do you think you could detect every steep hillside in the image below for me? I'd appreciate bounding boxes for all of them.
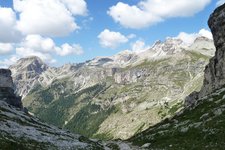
[0,69,107,150]
[10,37,215,140]
[129,86,225,149]
[0,100,106,149]
[0,69,137,150]
[128,3,225,149]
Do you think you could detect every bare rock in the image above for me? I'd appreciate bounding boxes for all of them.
[185,3,225,107]
[0,69,23,109]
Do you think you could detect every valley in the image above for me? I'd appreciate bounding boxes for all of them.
[10,37,215,139]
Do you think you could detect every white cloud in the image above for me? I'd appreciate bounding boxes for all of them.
[108,0,211,29]
[56,43,83,56]
[13,0,87,37]
[62,0,87,16]
[127,34,136,39]
[0,43,14,55]
[0,56,18,68]
[21,35,55,53]
[177,32,198,45]
[15,34,83,64]
[131,40,150,52]
[98,29,128,49]
[16,46,56,64]
[216,0,225,6]
[176,28,213,44]
[199,29,213,39]
[0,7,21,42]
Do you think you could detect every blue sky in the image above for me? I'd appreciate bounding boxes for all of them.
[0,0,224,67]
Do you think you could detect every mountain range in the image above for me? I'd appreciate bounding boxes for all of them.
[9,36,215,140]
[1,2,225,150]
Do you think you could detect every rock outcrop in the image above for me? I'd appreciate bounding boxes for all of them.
[185,3,225,107]
[9,56,48,98]
[0,69,23,109]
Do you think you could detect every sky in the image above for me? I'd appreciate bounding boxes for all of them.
[0,0,224,67]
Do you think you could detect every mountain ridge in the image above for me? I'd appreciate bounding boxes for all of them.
[10,36,214,98]
[9,35,215,140]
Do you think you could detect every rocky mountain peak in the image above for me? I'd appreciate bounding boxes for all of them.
[10,56,48,74]
[9,56,49,98]
[142,37,184,59]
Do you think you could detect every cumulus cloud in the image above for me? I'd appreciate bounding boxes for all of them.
[20,35,55,53]
[0,43,14,55]
[62,0,87,16]
[56,43,83,56]
[176,28,213,44]
[108,0,211,29]
[16,47,56,64]
[0,7,21,42]
[0,56,18,68]
[217,0,225,6]
[131,40,150,52]
[15,35,56,64]
[98,29,129,49]
[199,29,213,39]
[13,0,87,37]
[0,0,86,66]
[15,34,83,63]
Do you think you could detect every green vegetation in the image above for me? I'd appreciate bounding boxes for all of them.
[186,50,210,61]
[22,49,211,140]
[65,104,117,138]
[168,101,183,115]
[36,83,107,127]
[129,86,225,149]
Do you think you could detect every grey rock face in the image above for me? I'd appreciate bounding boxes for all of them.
[0,69,13,88]
[185,3,225,107]
[9,56,48,98]
[0,69,23,109]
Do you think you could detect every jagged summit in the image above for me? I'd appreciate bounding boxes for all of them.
[10,56,48,73]
[9,56,48,98]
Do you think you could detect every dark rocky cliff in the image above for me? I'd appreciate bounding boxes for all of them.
[186,3,225,107]
[0,69,23,109]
